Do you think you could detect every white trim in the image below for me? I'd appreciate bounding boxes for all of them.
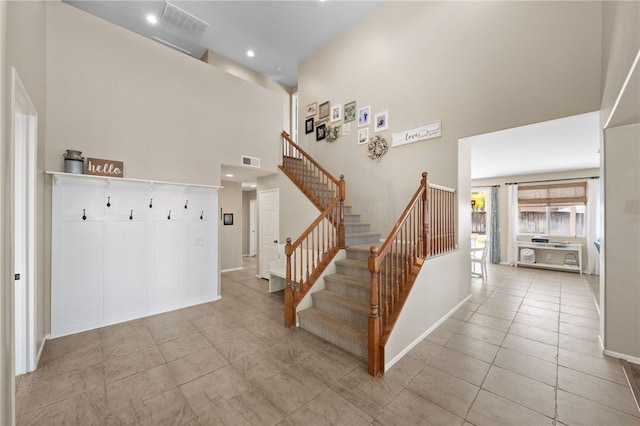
[603,47,640,129]
[384,294,471,371]
[603,348,640,365]
[47,171,222,189]
[221,267,243,273]
[11,67,39,375]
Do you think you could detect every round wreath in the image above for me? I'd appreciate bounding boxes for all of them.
[367,135,388,160]
[326,125,341,143]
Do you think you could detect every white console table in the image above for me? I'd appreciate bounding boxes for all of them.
[516,241,582,275]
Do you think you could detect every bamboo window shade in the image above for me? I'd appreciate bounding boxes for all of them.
[518,182,587,205]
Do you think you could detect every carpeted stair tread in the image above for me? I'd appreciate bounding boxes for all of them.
[336,258,369,269]
[297,307,367,360]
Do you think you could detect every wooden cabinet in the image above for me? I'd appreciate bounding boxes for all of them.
[50,172,220,337]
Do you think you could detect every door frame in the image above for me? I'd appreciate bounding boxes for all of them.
[11,67,38,375]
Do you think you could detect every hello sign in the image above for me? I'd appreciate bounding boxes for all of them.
[86,158,124,178]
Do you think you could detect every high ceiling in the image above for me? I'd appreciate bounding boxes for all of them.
[64,0,383,88]
[64,1,603,185]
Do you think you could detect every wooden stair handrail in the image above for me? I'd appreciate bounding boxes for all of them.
[280,131,346,327]
[367,172,457,376]
[281,131,341,188]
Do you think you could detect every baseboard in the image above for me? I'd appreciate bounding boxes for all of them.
[34,334,49,370]
[384,294,472,371]
[603,348,640,365]
[221,267,243,273]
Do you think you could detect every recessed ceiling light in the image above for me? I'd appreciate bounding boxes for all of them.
[246,50,255,58]
[225,174,234,177]
[146,14,158,24]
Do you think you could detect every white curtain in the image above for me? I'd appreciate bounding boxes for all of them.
[506,184,519,265]
[585,178,600,275]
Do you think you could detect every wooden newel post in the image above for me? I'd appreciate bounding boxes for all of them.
[338,175,346,248]
[421,172,429,258]
[368,245,382,376]
[284,237,295,327]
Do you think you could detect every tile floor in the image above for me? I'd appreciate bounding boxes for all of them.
[14,258,640,425]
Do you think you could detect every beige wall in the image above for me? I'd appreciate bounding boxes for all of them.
[472,168,600,267]
[603,124,640,358]
[600,1,640,359]
[46,3,282,185]
[202,50,292,134]
[220,181,243,271]
[298,1,602,238]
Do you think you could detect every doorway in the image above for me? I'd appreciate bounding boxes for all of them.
[11,68,38,375]
[249,199,257,257]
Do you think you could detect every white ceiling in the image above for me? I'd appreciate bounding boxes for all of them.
[466,111,601,180]
[64,0,382,88]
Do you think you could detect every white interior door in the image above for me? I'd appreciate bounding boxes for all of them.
[259,189,279,279]
[11,68,38,375]
[249,199,257,257]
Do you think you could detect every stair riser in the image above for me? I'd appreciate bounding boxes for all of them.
[298,316,367,360]
[345,248,372,262]
[345,223,371,234]
[344,214,361,224]
[345,234,381,246]
[336,263,370,281]
[324,278,370,303]
[311,296,368,328]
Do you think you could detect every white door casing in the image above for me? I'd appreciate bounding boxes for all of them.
[11,67,38,375]
[259,189,279,279]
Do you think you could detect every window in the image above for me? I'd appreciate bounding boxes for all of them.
[517,182,587,237]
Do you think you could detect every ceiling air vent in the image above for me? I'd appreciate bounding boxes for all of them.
[161,2,209,38]
[152,37,192,56]
[241,155,260,168]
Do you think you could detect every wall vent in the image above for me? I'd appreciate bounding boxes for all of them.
[241,155,261,168]
[162,2,209,38]
[152,37,192,56]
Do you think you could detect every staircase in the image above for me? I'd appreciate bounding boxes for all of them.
[297,208,380,361]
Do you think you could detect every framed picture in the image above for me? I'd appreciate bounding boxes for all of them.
[358,106,371,127]
[344,101,356,123]
[342,122,352,135]
[306,102,317,117]
[374,110,389,132]
[357,127,369,145]
[330,104,342,122]
[223,213,233,225]
[316,123,327,141]
[318,101,330,120]
[305,117,315,134]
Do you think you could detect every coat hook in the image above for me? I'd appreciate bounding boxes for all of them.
[82,209,87,221]
[149,198,153,208]
[200,210,204,220]
[184,200,189,209]
[107,196,111,208]
[167,210,171,220]
[129,210,133,220]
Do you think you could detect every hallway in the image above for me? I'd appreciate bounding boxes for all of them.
[14,258,639,425]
